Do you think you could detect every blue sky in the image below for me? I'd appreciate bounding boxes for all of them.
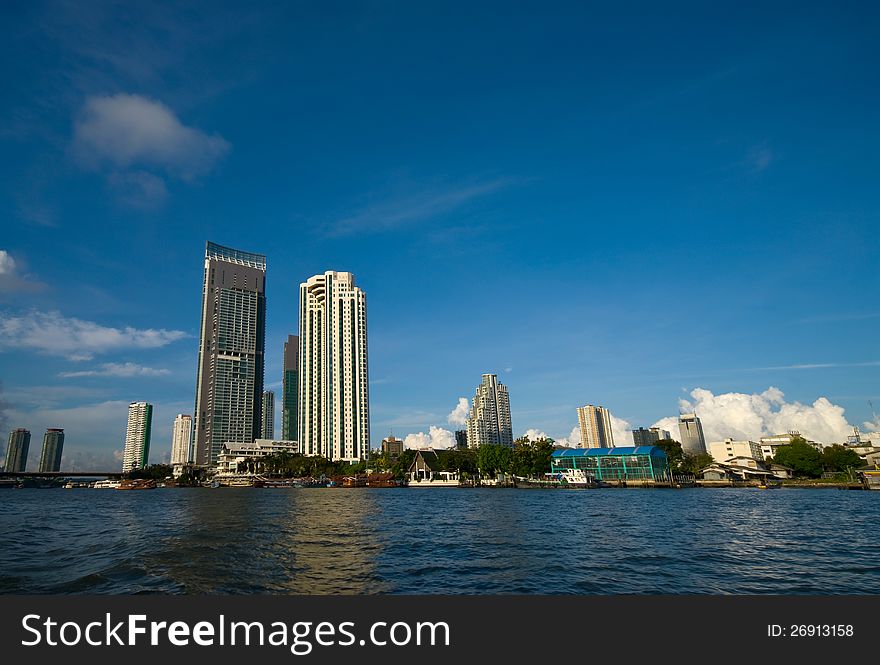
[1,1,878,468]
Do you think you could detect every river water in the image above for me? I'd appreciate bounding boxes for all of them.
[1,487,877,594]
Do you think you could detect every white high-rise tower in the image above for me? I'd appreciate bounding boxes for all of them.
[123,402,153,473]
[171,414,193,465]
[466,374,513,448]
[297,271,369,461]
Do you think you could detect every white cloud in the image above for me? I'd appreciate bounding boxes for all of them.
[610,414,633,447]
[447,397,470,426]
[403,426,456,450]
[73,94,229,180]
[59,362,171,378]
[651,387,858,445]
[0,250,46,295]
[554,426,581,448]
[0,309,187,360]
[0,251,15,275]
[521,428,550,441]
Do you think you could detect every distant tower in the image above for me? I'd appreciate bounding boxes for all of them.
[631,426,671,446]
[261,390,275,439]
[577,404,615,448]
[298,271,369,461]
[123,402,153,473]
[171,414,193,465]
[193,241,267,466]
[38,428,65,472]
[466,374,513,448]
[455,429,468,449]
[5,428,31,472]
[281,335,299,440]
[678,413,707,455]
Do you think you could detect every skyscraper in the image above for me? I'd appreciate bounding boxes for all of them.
[298,271,369,461]
[261,390,275,439]
[123,402,153,473]
[282,334,299,441]
[466,374,513,448]
[193,241,267,466]
[678,413,707,455]
[171,414,193,466]
[5,428,30,472]
[577,404,614,448]
[38,428,64,472]
[454,429,468,449]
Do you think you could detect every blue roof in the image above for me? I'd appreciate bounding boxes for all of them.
[551,446,667,458]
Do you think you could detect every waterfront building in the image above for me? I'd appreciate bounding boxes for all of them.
[577,404,614,448]
[261,390,275,439]
[407,449,461,486]
[466,374,513,448]
[282,334,299,440]
[171,414,193,466]
[455,429,468,449]
[215,439,300,475]
[708,438,764,463]
[759,432,820,460]
[678,413,707,455]
[122,402,153,473]
[37,428,64,472]
[700,461,778,483]
[298,271,370,462]
[4,428,30,472]
[550,446,671,482]
[381,435,404,458]
[193,241,267,467]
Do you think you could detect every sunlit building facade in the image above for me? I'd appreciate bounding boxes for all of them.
[298,271,369,462]
[466,374,513,448]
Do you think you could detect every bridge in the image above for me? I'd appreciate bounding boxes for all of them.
[0,471,124,478]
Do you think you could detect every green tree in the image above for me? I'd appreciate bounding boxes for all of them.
[772,438,823,478]
[476,444,512,478]
[390,449,416,478]
[821,444,862,472]
[654,439,685,472]
[681,452,714,475]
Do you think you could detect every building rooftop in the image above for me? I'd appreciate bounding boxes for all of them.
[206,241,267,269]
[552,446,667,458]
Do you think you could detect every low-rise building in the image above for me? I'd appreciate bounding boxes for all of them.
[215,439,300,475]
[381,436,404,458]
[708,438,764,463]
[759,432,820,460]
[550,446,671,482]
[407,449,461,486]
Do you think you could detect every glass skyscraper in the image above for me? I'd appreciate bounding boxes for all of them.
[4,428,30,472]
[38,428,64,472]
[193,241,267,466]
[281,334,298,441]
[261,390,275,440]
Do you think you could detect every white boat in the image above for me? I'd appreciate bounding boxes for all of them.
[559,469,597,487]
[93,479,121,489]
